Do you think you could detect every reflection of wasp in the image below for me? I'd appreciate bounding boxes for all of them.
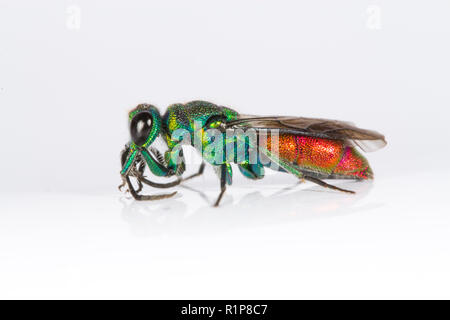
[120,101,386,207]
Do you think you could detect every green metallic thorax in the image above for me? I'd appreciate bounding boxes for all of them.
[163,100,239,148]
[162,101,262,183]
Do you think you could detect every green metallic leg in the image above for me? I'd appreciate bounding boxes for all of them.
[120,145,180,200]
[303,176,355,194]
[134,148,184,189]
[260,148,355,194]
[213,164,227,207]
[119,156,145,193]
[238,162,264,180]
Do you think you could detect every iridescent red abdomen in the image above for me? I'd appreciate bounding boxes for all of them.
[266,134,373,179]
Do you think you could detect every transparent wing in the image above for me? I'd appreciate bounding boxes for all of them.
[226,115,387,152]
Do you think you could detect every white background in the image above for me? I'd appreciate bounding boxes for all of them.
[0,0,449,299]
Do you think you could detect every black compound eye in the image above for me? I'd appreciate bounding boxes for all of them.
[130,112,153,146]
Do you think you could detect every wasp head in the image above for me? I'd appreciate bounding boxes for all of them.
[128,104,162,148]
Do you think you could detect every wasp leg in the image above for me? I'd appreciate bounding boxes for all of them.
[179,184,210,204]
[118,180,127,192]
[125,175,177,201]
[136,162,205,189]
[136,179,144,193]
[134,159,183,189]
[303,176,355,194]
[119,156,145,193]
[137,175,182,188]
[135,160,146,193]
[182,162,206,182]
[213,165,227,207]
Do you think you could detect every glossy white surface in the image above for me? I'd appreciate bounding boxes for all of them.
[1,167,449,299]
[1,0,449,299]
